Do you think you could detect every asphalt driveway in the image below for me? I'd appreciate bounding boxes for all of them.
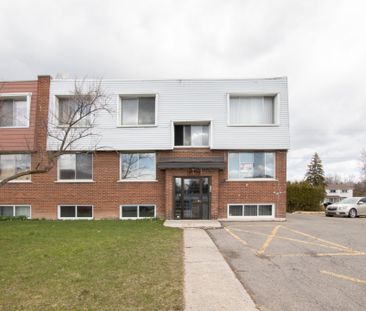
[208,214,366,311]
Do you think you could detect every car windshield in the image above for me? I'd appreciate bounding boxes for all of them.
[339,197,360,204]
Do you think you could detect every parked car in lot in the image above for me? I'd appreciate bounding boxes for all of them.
[325,197,366,218]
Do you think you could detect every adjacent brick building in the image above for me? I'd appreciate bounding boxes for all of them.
[0,76,289,220]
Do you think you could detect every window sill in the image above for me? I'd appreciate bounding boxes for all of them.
[55,180,95,183]
[120,217,156,220]
[174,146,210,149]
[58,218,94,220]
[117,124,157,128]
[4,180,32,183]
[118,180,158,183]
[227,124,279,127]
[0,126,30,129]
[226,178,278,182]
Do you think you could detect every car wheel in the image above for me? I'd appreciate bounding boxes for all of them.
[349,208,357,218]
[326,214,333,217]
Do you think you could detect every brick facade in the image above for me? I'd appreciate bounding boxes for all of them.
[0,76,288,220]
[0,149,287,220]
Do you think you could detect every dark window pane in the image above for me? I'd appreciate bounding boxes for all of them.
[259,205,272,216]
[60,206,76,218]
[175,125,183,146]
[0,206,13,216]
[76,154,92,179]
[122,206,137,218]
[138,97,155,125]
[77,206,92,218]
[244,205,257,216]
[139,205,155,217]
[229,205,243,216]
[183,125,191,146]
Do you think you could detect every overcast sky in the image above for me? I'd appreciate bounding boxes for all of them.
[1,0,365,181]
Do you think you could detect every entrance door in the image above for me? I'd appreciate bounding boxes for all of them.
[174,177,210,219]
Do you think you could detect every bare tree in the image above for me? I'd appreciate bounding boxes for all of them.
[0,80,111,187]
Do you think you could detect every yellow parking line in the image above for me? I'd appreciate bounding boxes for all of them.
[281,226,354,252]
[257,225,281,255]
[320,270,366,284]
[230,227,348,252]
[224,228,258,253]
[269,252,366,258]
[224,227,248,245]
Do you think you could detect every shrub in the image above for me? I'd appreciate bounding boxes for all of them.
[0,216,28,221]
[287,181,325,212]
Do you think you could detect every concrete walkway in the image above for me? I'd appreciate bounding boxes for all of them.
[164,220,222,229]
[184,228,258,311]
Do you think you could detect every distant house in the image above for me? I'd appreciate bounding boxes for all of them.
[325,183,354,203]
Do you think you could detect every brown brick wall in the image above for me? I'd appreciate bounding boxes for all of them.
[0,149,286,219]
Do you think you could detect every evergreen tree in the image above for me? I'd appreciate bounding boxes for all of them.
[305,152,325,187]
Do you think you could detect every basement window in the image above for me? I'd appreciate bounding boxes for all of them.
[0,205,31,218]
[58,205,93,219]
[228,204,274,218]
[120,205,156,219]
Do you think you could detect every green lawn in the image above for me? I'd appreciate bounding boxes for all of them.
[0,220,183,311]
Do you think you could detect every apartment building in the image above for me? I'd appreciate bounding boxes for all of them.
[0,76,290,220]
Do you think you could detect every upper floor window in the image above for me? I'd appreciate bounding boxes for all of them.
[120,96,156,126]
[330,189,336,193]
[174,124,209,147]
[0,154,31,181]
[57,97,91,127]
[0,96,29,127]
[228,152,275,179]
[120,153,156,181]
[228,95,276,126]
[58,153,93,181]
[341,189,348,193]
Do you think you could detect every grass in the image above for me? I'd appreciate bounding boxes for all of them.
[0,219,183,311]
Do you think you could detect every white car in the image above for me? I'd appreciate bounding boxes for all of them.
[325,197,366,218]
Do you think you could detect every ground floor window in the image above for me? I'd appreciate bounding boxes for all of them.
[120,205,156,219]
[58,205,93,219]
[0,205,31,218]
[228,204,274,218]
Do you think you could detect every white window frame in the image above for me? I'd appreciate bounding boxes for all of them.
[54,95,94,128]
[117,94,158,127]
[119,152,157,182]
[119,204,156,220]
[56,153,94,182]
[0,93,32,128]
[0,205,32,219]
[0,153,32,183]
[227,152,276,181]
[172,120,211,148]
[57,205,94,220]
[227,203,275,219]
[227,93,280,127]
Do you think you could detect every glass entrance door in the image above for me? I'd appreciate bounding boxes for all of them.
[174,177,210,219]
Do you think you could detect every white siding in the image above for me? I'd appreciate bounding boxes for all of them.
[47,78,290,151]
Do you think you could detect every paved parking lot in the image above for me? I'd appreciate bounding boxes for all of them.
[208,214,366,311]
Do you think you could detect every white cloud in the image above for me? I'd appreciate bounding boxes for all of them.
[1,0,365,180]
